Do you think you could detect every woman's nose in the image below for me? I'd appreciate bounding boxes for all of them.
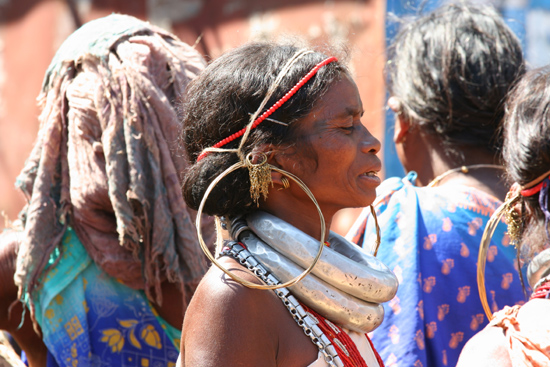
[360,127,381,154]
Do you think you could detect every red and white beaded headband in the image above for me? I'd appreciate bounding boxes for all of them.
[196,55,338,162]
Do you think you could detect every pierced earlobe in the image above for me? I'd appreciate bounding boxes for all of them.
[387,96,402,114]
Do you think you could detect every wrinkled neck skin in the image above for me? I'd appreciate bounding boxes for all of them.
[398,128,507,200]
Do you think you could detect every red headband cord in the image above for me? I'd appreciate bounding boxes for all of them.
[521,181,547,197]
[196,56,338,162]
[520,170,550,197]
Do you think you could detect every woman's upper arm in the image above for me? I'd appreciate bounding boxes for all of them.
[457,326,512,367]
[0,230,48,366]
[181,268,278,367]
[0,231,20,330]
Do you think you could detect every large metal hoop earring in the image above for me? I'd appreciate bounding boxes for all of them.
[477,192,521,320]
[370,205,381,256]
[195,161,326,290]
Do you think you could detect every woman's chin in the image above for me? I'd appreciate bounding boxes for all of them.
[342,194,377,211]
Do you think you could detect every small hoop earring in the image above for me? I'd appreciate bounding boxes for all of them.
[279,176,290,190]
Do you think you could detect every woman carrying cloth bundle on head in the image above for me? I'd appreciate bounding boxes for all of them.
[179,43,398,366]
[0,14,214,366]
[457,67,550,367]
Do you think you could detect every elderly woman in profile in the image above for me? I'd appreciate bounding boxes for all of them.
[457,67,550,367]
[346,3,526,367]
[178,43,398,366]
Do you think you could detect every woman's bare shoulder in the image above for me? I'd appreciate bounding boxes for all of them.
[186,256,274,314]
[457,324,511,367]
[181,257,280,367]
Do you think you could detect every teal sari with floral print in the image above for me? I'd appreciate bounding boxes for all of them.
[33,227,180,366]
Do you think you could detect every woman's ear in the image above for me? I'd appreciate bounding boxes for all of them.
[394,115,411,144]
[263,146,298,188]
[388,96,410,144]
[270,169,285,187]
[267,149,286,187]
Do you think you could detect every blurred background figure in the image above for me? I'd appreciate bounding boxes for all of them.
[0,331,25,367]
[347,3,527,367]
[458,66,550,367]
[382,0,549,178]
[0,233,25,367]
[0,14,212,366]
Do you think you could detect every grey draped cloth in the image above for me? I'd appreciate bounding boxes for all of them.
[14,14,212,315]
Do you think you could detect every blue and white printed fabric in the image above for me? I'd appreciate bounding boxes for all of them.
[348,172,527,367]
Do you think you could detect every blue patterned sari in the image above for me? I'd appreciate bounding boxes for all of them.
[31,228,180,367]
[348,172,527,367]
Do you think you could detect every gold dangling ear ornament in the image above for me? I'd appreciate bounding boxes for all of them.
[246,152,273,206]
[503,191,529,298]
[477,192,522,321]
[194,160,327,290]
[504,191,523,247]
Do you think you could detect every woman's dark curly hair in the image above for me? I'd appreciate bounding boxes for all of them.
[503,67,550,256]
[387,2,525,159]
[181,42,347,217]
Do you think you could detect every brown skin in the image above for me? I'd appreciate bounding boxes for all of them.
[0,231,47,367]
[181,257,319,367]
[389,96,508,200]
[181,75,382,366]
[264,74,381,240]
[154,282,186,329]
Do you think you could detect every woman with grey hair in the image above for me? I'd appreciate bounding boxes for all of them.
[347,3,526,367]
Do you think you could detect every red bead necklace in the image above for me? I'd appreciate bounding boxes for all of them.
[301,303,385,367]
[531,279,550,299]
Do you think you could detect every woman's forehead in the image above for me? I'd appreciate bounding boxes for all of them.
[309,77,362,122]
